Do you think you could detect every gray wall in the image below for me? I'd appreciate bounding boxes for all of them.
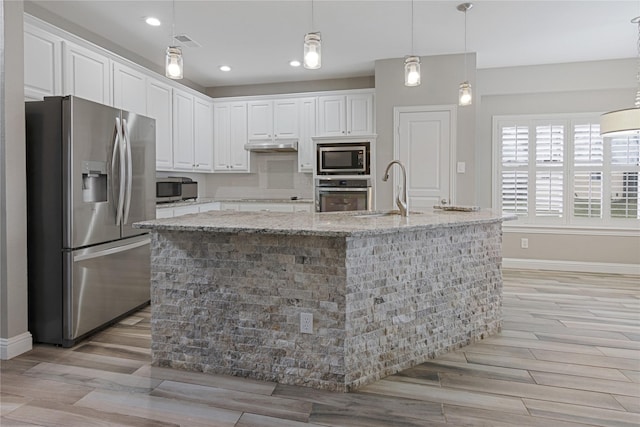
[207,76,374,98]
[1,0,29,348]
[374,53,476,209]
[477,59,639,266]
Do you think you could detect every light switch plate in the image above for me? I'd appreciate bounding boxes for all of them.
[457,162,466,173]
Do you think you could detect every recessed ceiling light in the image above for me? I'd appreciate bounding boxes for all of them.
[145,17,161,26]
[219,65,231,72]
[289,60,301,67]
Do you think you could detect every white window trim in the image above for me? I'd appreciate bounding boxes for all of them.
[492,112,639,232]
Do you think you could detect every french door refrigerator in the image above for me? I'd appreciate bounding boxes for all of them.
[26,95,156,347]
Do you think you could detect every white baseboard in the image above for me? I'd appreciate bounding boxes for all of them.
[0,332,33,360]
[503,258,640,276]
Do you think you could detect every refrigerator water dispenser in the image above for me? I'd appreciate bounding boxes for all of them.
[81,160,107,203]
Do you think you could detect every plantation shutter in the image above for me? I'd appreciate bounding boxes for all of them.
[500,125,529,215]
[610,135,640,219]
[573,123,603,218]
[535,124,564,217]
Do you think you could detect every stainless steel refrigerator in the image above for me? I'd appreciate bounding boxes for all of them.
[26,95,156,347]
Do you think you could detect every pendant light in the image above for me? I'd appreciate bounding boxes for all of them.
[600,16,640,137]
[165,0,183,79]
[404,0,420,86]
[303,0,321,69]
[457,3,473,106]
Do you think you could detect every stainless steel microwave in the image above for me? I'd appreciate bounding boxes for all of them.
[156,177,198,203]
[317,143,370,175]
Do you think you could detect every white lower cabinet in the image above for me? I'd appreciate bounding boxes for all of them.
[220,201,312,212]
[156,202,221,218]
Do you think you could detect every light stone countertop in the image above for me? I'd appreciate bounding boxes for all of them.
[135,209,514,237]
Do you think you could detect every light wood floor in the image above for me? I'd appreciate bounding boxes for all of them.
[1,270,639,426]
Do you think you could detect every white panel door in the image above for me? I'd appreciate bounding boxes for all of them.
[146,78,173,170]
[395,107,454,209]
[24,23,62,100]
[113,62,146,115]
[63,41,111,105]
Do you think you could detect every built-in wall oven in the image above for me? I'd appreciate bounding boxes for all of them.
[315,178,373,212]
[317,142,370,175]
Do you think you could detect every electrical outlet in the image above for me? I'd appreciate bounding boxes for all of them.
[300,312,313,334]
[521,238,529,249]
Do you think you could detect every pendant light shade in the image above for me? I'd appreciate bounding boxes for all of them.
[459,81,472,106]
[457,3,473,106]
[404,0,420,87]
[404,56,421,87]
[165,46,183,79]
[165,0,183,80]
[304,32,322,69]
[600,108,640,137]
[600,16,640,136]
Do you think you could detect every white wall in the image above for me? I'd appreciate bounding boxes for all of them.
[0,0,31,359]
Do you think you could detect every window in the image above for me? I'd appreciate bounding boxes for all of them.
[495,114,639,227]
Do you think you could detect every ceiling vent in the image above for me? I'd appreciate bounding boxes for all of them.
[173,34,201,48]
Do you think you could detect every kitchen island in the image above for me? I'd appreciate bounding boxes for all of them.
[134,209,509,391]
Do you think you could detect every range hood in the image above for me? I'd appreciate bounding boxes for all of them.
[244,140,298,152]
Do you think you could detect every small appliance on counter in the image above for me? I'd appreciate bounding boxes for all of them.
[156,177,198,203]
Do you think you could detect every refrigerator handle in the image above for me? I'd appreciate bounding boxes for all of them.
[113,117,125,226]
[122,118,133,224]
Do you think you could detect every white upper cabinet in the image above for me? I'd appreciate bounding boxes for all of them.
[113,62,147,115]
[193,98,214,171]
[24,22,62,100]
[248,99,299,140]
[146,78,173,170]
[318,93,374,137]
[63,41,111,105]
[298,97,317,173]
[172,89,195,171]
[214,102,249,172]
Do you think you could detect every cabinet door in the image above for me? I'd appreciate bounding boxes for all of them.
[298,97,316,173]
[318,95,346,137]
[194,98,213,171]
[247,100,273,140]
[228,102,249,171]
[156,208,174,219]
[147,78,173,170]
[347,93,374,135]
[273,99,299,139]
[213,103,232,171]
[24,23,62,100]
[63,41,111,105]
[113,62,146,115]
[238,203,294,212]
[172,90,195,171]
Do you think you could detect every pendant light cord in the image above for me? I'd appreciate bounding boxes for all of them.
[635,17,639,108]
[411,0,415,54]
[171,0,176,44]
[463,7,467,81]
[311,0,315,32]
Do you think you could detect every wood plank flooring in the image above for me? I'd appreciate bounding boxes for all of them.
[1,269,639,426]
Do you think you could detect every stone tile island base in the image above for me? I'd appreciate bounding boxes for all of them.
[147,217,504,392]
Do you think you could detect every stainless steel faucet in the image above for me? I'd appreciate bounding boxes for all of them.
[382,160,408,217]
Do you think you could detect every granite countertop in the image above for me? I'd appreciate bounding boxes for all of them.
[156,198,313,209]
[135,209,514,237]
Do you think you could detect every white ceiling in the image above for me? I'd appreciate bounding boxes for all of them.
[28,0,640,88]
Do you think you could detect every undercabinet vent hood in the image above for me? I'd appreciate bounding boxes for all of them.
[244,140,298,152]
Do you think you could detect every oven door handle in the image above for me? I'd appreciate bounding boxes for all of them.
[317,187,370,192]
